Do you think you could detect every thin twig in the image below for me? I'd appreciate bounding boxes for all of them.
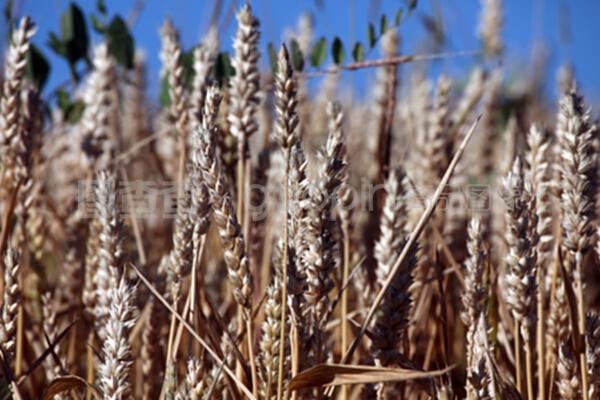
[303,50,481,77]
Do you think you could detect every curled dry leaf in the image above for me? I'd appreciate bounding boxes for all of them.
[288,363,454,391]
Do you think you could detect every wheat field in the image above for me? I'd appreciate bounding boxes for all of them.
[0,0,598,399]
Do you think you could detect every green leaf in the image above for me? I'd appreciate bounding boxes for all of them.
[66,99,85,124]
[331,37,345,65]
[26,44,51,90]
[47,31,67,57]
[380,14,388,34]
[352,42,365,62]
[60,2,89,63]
[310,37,327,67]
[159,76,171,107]
[289,38,304,72]
[267,42,278,74]
[394,9,404,25]
[368,23,377,48]
[107,16,134,69]
[56,88,71,113]
[180,49,195,88]
[213,52,235,85]
[90,14,106,34]
[96,0,107,15]
[407,0,417,14]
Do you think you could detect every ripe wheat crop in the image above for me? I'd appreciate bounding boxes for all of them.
[0,1,598,399]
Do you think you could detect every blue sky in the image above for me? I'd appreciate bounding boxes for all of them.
[10,0,600,104]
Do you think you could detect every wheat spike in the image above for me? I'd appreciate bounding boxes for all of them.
[478,0,504,56]
[370,168,417,367]
[557,343,581,399]
[466,314,495,400]
[502,157,538,344]
[93,170,124,338]
[140,298,162,399]
[81,43,117,166]
[161,19,189,139]
[525,124,554,272]
[0,248,20,366]
[425,75,452,182]
[0,16,36,187]
[228,3,260,143]
[190,26,219,129]
[301,102,346,364]
[462,216,488,367]
[259,277,285,398]
[558,88,596,273]
[191,86,253,312]
[98,275,137,399]
[586,312,600,398]
[274,44,299,151]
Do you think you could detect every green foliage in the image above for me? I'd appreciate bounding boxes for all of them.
[47,2,89,83]
[331,37,344,65]
[159,76,171,107]
[159,48,196,106]
[90,14,107,34]
[26,44,51,90]
[267,42,278,74]
[213,52,235,85]
[380,14,388,35]
[352,42,365,62]
[368,23,377,48]
[395,9,404,25]
[289,39,304,72]
[407,0,418,13]
[59,3,89,64]
[56,88,85,124]
[311,37,327,67]
[96,0,107,15]
[107,16,134,69]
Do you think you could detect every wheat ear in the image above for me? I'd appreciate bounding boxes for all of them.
[502,157,538,398]
[478,0,504,57]
[97,275,137,399]
[371,168,417,366]
[0,248,20,367]
[462,216,487,367]
[81,43,117,166]
[301,101,346,367]
[0,16,36,188]
[273,43,300,398]
[93,170,124,339]
[467,314,495,399]
[586,312,600,399]
[228,3,260,229]
[190,26,219,129]
[259,277,286,399]
[558,88,596,399]
[191,85,257,394]
[557,342,581,399]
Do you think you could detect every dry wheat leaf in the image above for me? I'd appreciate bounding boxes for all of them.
[288,363,454,391]
[42,375,102,400]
